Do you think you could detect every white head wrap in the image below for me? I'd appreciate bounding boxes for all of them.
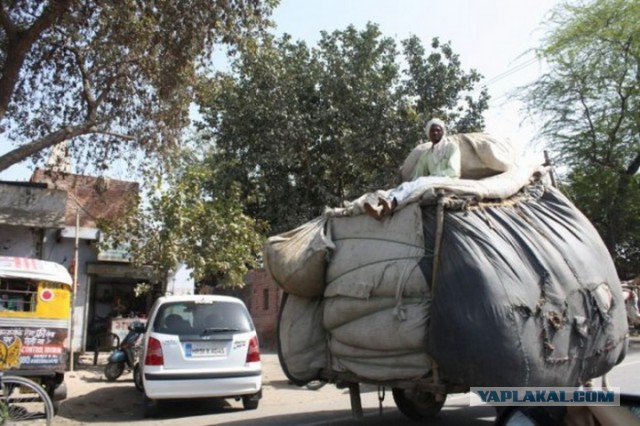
[425,118,448,162]
[425,118,447,141]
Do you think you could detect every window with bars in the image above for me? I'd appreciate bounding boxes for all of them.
[0,279,38,312]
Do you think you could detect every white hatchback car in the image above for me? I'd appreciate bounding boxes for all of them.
[140,294,262,417]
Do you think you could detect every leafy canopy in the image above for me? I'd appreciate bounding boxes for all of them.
[523,0,640,275]
[0,0,278,173]
[100,150,268,289]
[196,23,489,234]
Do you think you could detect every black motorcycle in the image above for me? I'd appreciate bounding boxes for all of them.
[104,321,145,383]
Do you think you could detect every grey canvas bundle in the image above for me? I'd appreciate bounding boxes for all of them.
[266,133,627,388]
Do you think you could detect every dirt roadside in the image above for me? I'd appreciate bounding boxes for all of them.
[55,350,298,424]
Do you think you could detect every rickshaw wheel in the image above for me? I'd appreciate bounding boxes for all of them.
[392,387,445,421]
[0,375,54,425]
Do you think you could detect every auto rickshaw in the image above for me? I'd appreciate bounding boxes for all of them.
[0,256,73,406]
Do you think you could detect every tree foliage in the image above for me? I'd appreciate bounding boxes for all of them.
[0,0,278,173]
[523,0,640,275]
[196,23,489,234]
[100,151,268,289]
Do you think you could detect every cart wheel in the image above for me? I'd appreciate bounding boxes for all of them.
[392,387,445,421]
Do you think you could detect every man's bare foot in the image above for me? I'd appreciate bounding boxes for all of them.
[378,197,397,216]
[364,202,383,220]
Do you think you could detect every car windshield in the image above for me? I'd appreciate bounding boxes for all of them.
[152,300,253,335]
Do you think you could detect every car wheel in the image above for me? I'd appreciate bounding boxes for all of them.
[242,395,259,410]
[133,364,144,392]
[143,395,159,418]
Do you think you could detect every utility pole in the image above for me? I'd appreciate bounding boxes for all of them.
[69,208,80,372]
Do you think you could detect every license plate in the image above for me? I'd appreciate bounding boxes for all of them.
[184,342,226,358]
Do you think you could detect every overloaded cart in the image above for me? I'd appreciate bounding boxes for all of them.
[264,133,628,421]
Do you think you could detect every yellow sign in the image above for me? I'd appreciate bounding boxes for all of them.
[0,338,22,369]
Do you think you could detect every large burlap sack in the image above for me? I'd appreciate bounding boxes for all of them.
[400,132,516,181]
[329,338,431,381]
[320,203,432,382]
[329,163,545,219]
[328,302,429,351]
[264,216,334,297]
[421,186,627,387]
[325,203,427,299]
[277,294,327,383]
[322,295,424,330]
[275,169,626,388]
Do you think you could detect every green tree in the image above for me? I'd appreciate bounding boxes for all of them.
[523,0,640,275]
[0,0,277,173]
[101,150,267,290]
[564,166,640,277]
[401,36,488,134]
[197,23,488,234]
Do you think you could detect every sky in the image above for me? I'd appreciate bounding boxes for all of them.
[0,0,560,181]
[268,0,561,161]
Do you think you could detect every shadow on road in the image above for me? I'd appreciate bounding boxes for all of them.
[219,404,496,425]
[58,383,254,423]
[59,384,143,422]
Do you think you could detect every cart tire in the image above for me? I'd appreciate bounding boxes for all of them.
[392,388,445,420]
[104,362,125,381]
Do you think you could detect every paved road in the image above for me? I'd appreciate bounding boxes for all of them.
[56,341,640,425]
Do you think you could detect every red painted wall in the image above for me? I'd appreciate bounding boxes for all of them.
[245,269,282,350]
[214,269,282,350]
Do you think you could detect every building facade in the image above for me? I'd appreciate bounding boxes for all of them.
[0,170,150,353]
[1,170,281,354]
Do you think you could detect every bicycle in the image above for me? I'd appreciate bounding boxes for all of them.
[0,372,54,425]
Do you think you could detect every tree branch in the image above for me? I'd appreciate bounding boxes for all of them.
[0,3,17,35]
[65,44,98,121]
[99,131,136,141]
[0,122,94,172]
[0,0,73,121]
[626,150,640,176]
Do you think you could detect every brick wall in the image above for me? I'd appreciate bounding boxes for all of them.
[246,269,282,350]
[214,269,282,350]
